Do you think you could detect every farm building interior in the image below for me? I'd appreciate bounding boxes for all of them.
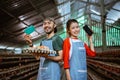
[0,0,120,80]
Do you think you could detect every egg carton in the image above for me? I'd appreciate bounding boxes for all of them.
[22,48,56,54]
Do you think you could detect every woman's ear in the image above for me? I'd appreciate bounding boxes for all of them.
[67,29,70,33]
[67,30,70,34]
[66,30,70,37]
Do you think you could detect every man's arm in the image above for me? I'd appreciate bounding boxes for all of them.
[45,35,63,61]
[24,35,42,60]
[46,50,63,61]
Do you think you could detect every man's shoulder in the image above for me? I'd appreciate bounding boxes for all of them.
[52,34,62,40]
[41,37,46,41]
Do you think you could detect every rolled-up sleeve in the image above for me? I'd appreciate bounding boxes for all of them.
[63,38,70,69]
[84,43,96,57]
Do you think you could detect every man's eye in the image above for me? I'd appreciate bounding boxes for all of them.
[43,23,46,25]
[48,22,51,24]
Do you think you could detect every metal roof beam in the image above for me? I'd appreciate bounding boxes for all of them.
[0,7,28,26]
[112,8,120,12]
[105,0,119,10]
[27,0,45,19]
[77,0,100,7]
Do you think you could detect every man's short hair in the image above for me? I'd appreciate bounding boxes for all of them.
[44,17,57,33]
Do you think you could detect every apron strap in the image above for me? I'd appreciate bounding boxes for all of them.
[69,38,72,60]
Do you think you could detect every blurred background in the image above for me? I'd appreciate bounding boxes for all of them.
[0,0,120,80]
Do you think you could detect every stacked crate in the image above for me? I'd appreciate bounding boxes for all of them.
[0,54,39,80]
[87,50,120,80]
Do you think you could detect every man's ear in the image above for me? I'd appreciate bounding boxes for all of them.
[54,24,56,28]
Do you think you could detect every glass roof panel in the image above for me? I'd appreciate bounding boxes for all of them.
[57,1,70,16]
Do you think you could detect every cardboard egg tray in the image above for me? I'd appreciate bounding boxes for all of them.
[22,47,56,55]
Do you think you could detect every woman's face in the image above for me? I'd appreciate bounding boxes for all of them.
[69,22,80,38]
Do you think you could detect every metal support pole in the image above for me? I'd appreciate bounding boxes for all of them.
[100,0,107,51]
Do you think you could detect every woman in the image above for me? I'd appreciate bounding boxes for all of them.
[63,19,96,80]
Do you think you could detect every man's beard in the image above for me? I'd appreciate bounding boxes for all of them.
[45,29,54,34]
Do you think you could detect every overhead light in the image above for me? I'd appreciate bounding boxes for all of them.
[19,17,25,20]
[7,47,14,50]
[91,9,100,15]
[15,48,21,50]
[19,16,25,20]
[0,46,6,49]
[12,3,19,7]
[60,17,64,21]
[14,4,18,7]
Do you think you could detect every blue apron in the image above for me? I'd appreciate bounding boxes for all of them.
[37,39,61,80]
[69,38,87,80]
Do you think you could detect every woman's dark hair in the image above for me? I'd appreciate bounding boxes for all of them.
[44,17,57,33]
[66,19,78,35]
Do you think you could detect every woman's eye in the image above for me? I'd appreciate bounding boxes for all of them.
[76,26,79,28]
[72,27,75,29]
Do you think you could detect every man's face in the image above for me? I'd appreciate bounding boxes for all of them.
[43,20,55,34]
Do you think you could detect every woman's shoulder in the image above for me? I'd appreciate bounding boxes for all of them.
[64,37,70,42]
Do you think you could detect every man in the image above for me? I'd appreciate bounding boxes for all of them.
[24,17,63,80]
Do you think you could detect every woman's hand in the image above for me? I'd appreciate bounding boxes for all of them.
[88,36,93,42]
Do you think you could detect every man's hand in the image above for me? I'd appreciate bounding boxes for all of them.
[31,46,50,59]
[38,46,49,58]
[24,35,33,47]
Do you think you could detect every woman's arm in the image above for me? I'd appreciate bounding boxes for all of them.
[63,38,70,69]
[85,36,96,57]
[88,36,95,52]
[65,69,71,80]
[63,38,71,80]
